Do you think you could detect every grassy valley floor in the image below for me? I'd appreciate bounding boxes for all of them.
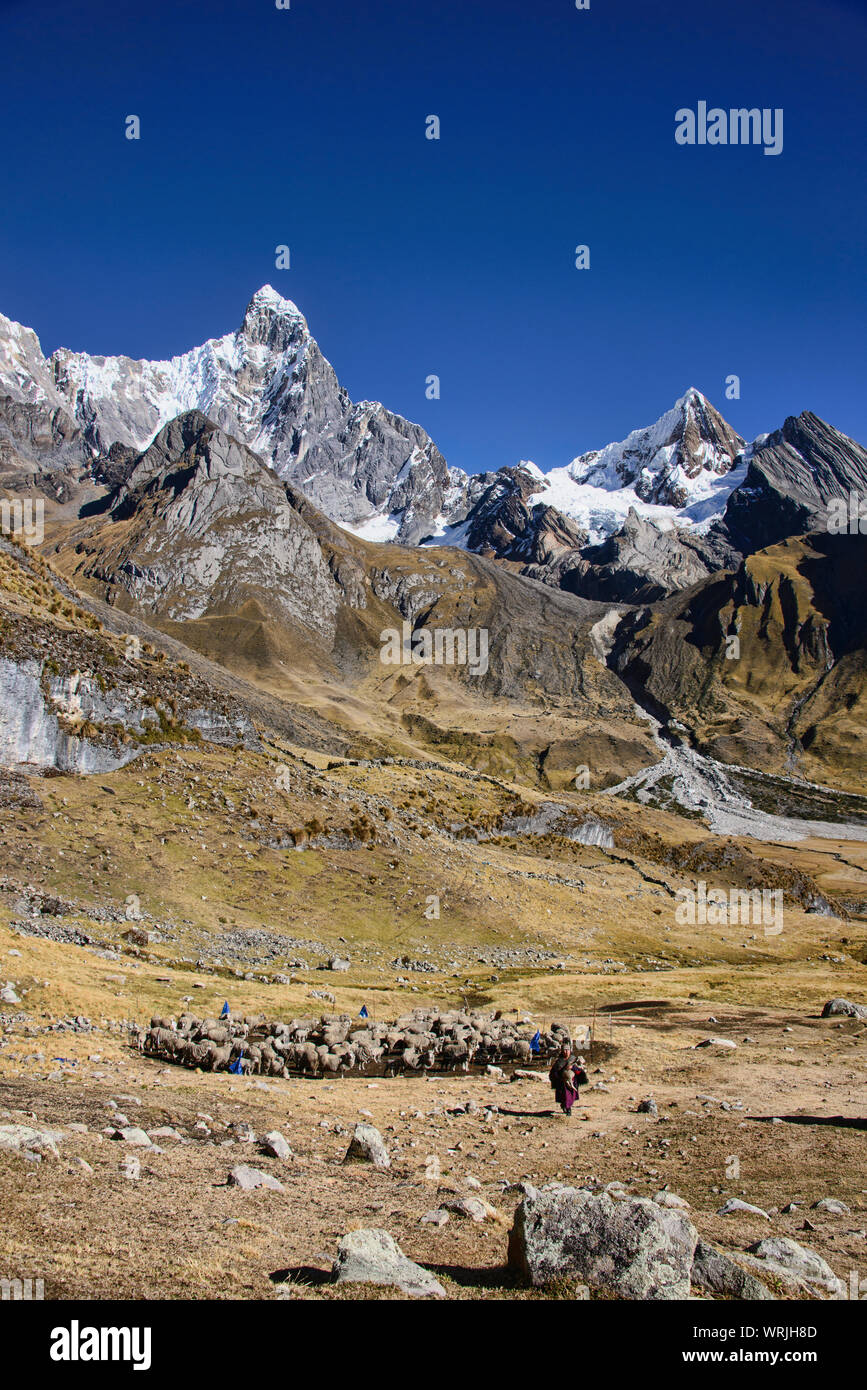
[1,745,865,1300]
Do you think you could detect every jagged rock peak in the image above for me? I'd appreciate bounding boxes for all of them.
[0,290,455,544]
[239,284,309,344]
[566,387,745,508]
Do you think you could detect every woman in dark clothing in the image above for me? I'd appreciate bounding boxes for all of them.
[549,1042,583,1116]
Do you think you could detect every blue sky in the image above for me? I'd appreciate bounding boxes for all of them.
[1,0,865,474]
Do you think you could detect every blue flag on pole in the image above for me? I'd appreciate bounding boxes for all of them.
[359,1005,369,1019]
[220,1001,230,1019]
[529,1029,541,1054]
[229,1055,243,1074]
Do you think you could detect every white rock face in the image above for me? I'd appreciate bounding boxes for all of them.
[0,648,256,774]
[569,818,615,849]
[0,659,136,774]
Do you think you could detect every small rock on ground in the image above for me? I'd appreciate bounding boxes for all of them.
[332,1229,445,1298]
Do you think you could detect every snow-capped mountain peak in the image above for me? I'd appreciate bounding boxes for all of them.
[3,290,866,611]
[0,291,752,552]
[0,309,67,409]
[238,284,309,346]
[0,290,455,544]
[565,387,743,505]
[451,389,748,551]
[245,283,302,315]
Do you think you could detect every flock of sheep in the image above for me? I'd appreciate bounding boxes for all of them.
[140,1006,586,1077]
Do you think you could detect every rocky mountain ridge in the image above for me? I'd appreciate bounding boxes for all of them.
[3,291,865,606]
[0,289,455,544]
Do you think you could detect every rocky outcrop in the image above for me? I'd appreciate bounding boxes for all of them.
[558,507,733,603]
[455,466,588,565]
[0,658,139,773]
[608,530,867,791]
[0,394,90,483]
[720,412,867,555]
[72,412,343,640]
[0,656,256,773]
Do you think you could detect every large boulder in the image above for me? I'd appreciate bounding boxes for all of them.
[508,1187,697,1299]
[332,1229,445,1298]
[821,998,867,1020]
[344,1123,390,1170]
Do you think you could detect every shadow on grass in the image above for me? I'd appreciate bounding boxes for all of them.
[750,1114,867,1130]
[424,1263,516,1289]
[269,1262,518,1293]
[269,1265,332,1286]
[495,1106,584,1118]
